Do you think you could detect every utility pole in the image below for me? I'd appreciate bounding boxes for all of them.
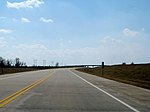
[43,60,46,67]
[33,60,35,66]
[51,61,54,66]
[33,59,37,66]
[35,59,37,66]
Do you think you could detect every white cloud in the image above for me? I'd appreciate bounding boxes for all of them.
[40,17,53,23]
[0,17,6,20]
[21,17,31,23]
[101,36,122,44]
[0,37,8,48]
[12,18,18,22]
[141,28,145,32]
[0,29,13,33]
[0,41,7,48]
[14,43,48,50]
[123,28,139,37]
[0,37,5,40]
[68,40,72,44]
[3,40,149,65]
[12,43,52,65]
[6,0,44,9]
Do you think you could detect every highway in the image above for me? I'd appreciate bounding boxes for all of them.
[0,69,150,112]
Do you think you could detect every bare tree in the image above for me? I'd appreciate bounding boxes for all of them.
[122,62,126,65]
[131,62,134,65]
[6,59,13,67]
[23,62,27,67]
[15,58,21,67]
[0,57,5,74]
[55,62,59,67]
[20,62,26,67]
[0,57,5,67]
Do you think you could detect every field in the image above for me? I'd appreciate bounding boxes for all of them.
[77,63,150,89]
[0,67,40,75]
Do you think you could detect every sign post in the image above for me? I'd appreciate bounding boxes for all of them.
[102,62,104,76]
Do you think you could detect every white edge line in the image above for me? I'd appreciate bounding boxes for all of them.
[70,70,140,112]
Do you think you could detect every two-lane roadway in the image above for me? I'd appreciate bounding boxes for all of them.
[0,69,150,112]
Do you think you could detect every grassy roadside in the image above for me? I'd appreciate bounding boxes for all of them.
[0,67,40,75]
[77,64,150,89]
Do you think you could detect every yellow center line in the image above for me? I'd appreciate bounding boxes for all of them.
[0,74,52,108]
[0,77,44,103]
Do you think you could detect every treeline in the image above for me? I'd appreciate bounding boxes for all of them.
[0,57,26,67]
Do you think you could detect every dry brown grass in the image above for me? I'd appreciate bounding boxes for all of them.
[0,67,40,75]
[77,64,150,89]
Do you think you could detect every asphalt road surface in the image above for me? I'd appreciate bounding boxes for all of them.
[0,69,150,112]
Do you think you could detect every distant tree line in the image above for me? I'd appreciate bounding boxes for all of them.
[0,57,26,67]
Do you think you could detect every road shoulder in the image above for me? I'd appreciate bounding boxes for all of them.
[71,69,150,112]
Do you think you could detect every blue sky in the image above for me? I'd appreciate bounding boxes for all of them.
[0,0,150,65]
